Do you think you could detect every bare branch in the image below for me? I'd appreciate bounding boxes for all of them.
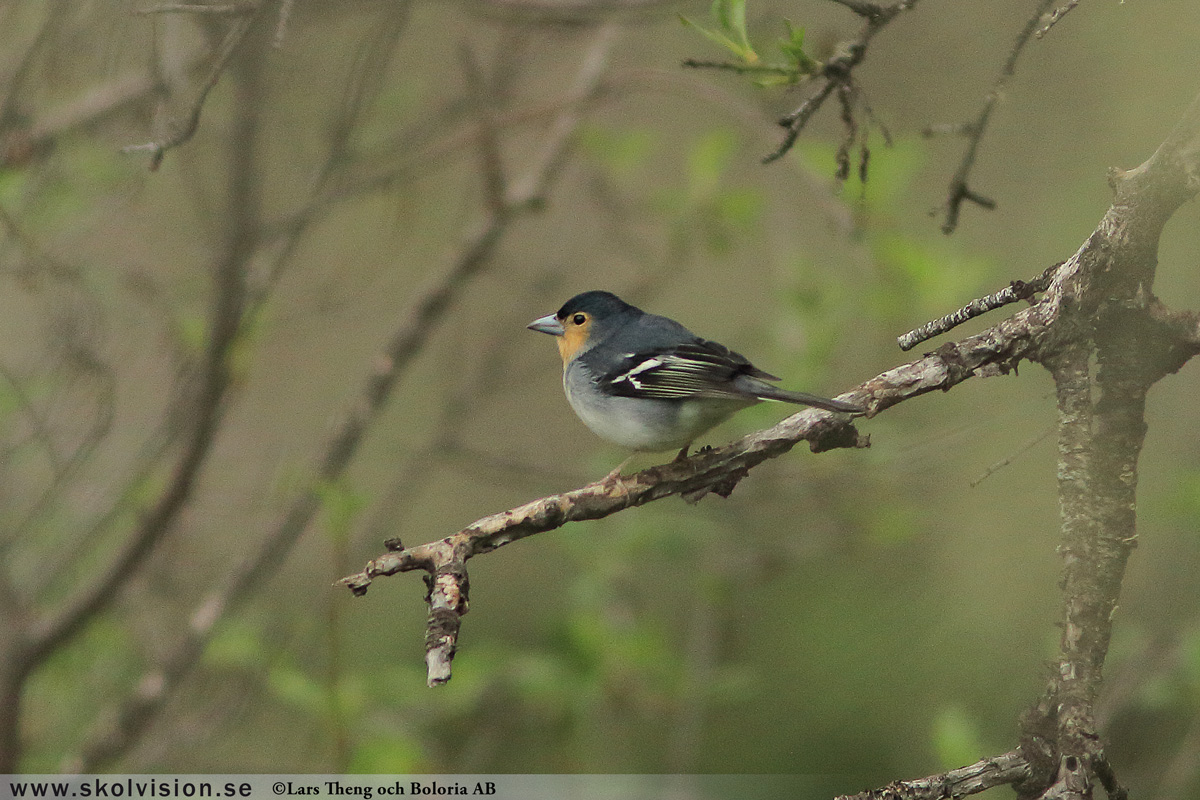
[834,750,1031,800]
[680,59,801,77]
[133,3,255,15]
[935,0,1058,234]
[897,261,1060,350]
[1035,0,1083,39]
[344,406,869,684]
[64,23,619,769]
[459,44,508,214]
[26,28,267,672]
[969,425,1054,488]
[763,80,836,165]
[122,11,260,169]
[259,27,613,249]
[0,0,70,127]
[272,0,295,47]
[506,23,618,206]
[0,360,62,476]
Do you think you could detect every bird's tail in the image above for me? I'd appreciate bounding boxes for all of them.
[749,383,865,414]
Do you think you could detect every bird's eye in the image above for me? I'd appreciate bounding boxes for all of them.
[572,313,587,325]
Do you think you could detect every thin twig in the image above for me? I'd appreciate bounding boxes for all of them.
[0,0,70,127]
[762,79,836,164]
[969,425,1053,487]
[459,44,507,214]
[257,85,605,247]
[922,122,975,138]
[7,357,116,546]
[681,59,800,77]
[1035,0,1082,39]
[255,1,413,298]
[272,0,294,47]
[897,261,1061,351]
[0,202,83,284]
[938,0,1058,234]
[134,3,255,15]
[0,360,62,474]
[122,12,259,169]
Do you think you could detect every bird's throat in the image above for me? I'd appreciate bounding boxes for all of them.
[557,321,589,364]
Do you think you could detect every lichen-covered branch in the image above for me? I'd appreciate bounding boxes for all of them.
[897,262,1060,351]
[1011,87,1200,800]
[834,750,1031,800]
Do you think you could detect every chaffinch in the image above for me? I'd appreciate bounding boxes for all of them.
[528,291,863,473]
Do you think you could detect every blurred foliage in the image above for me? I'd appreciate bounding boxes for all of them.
[0,2,1197,797]
[931,705,986,771]
[680,0,819,87]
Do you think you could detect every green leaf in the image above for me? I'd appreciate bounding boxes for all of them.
[713,0,755,60]
[679,15,757,63]
[680,0,759,63]
[779,20,818,73]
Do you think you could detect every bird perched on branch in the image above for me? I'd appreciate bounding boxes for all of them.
[528,290,863,478]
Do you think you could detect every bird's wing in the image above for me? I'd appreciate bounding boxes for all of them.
[599,340,777,401]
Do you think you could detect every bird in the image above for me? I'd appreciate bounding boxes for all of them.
[527,290,863,478]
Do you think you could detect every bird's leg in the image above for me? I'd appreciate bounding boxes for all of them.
[673,442,694,462]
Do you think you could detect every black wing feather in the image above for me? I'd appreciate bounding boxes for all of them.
[601,339,777,401]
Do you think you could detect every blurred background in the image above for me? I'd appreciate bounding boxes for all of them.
[1,0,1199,796]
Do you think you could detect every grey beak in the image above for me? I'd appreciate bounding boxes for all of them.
[527,313,565,336]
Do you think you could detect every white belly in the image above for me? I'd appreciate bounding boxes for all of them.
[564,366,752,452]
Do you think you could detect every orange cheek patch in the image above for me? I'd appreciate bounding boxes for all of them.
[557,321,589,364]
